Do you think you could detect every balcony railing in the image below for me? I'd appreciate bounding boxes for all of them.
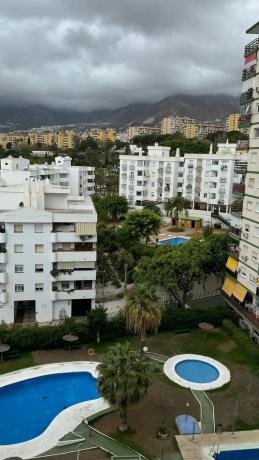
[244,38,259,57]
[239,113,252,126]
[228,226,242,239]
[242,64,256,81]
[240,88,253,105]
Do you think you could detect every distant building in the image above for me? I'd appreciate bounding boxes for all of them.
[195,121,225,138]
[32,151,55,157]
[184,123,197,139]
[28,131,76,149]
[226,113,240,132]
[0,133,27,149]
[161,116,196,135]
[88,129,116,142]
[127,126,160,141]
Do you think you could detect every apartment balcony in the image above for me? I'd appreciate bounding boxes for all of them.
[54,270,96,281]
[0,233,6,244]
[239,113,252,127]
[51,289,95,301]
[0,291,8,303]
[244,38,259,57]
[242,64,256,81]
[51,251,96,263]
[0,252,7,263]
[232,183,245,194]
[51,232,90,243]
[228,226,242,240]
[240,88,253,105]
[222,291,259,331]
[0,272,7,283]
[228,244,239,260]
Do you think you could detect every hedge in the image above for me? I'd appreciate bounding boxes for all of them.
[160,304,230,331]
[0,305,230,353]
[222,319,259,361]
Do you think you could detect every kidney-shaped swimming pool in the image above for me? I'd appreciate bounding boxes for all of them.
[0,371,99,445]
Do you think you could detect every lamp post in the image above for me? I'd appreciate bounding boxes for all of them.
[143,346,148,356]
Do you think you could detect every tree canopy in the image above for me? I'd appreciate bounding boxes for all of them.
[123,209,161,244]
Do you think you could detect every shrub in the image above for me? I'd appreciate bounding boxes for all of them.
[160,304,230,331]
[168,226,185,232]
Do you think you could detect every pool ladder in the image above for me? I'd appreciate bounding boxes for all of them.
[209,443,219,457]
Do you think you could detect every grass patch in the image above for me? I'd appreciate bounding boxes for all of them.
[227,418,259,431]
[0,352,34,375]
[109,430,152,459]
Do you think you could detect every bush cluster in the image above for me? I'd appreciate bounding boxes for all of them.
[0,305,230,352]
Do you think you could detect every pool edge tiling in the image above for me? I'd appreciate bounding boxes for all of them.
[0,361,109,460]
[163,354,230,390]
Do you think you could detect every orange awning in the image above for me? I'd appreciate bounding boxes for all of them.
[226,256,238,273]
[233,283,247,303]
[222,277,235,297]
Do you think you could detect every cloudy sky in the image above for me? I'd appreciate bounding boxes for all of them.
[0,0,258,111]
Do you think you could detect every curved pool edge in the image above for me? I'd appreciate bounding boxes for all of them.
[163,354,230,391]
[0,361,109,460]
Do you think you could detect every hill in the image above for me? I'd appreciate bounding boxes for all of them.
[0,94,239,130]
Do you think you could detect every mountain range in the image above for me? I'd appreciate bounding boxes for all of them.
[0,94,239,130]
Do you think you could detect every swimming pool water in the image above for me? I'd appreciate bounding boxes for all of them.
[216,448,259,459]
[159,237,188,246]
[0,371,99,445]
[175,359,219,384]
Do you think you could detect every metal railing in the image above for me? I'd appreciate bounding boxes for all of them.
[244,38,259,57]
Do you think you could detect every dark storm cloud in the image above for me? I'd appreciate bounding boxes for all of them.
[0,0,258,111]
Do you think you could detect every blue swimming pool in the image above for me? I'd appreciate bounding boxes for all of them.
[216,448,259,459]
[159,237,189,246]
[0,372,99,445]
[175,359,219,384]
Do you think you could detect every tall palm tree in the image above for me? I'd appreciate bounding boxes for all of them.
[124,283,164,353]
[97,342,153,432]
[165,196,190,225]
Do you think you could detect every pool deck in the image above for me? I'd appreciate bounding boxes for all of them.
[0,361,109,460]
[176,430,259,459]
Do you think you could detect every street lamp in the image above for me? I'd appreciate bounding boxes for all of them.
[143,346,149,354]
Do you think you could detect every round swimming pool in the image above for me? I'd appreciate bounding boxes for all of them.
[163,354,230,390]
[175,359,219,384]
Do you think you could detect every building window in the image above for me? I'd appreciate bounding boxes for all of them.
[246,201,252,211]
[35,244,44,253]
[252,251,257,261]
[14,244,23,253]
[255,226,259,237]
[15,284,24,292]
[14,224,23,233]
[61,282,70,290]
[256,202,259,213]
[255,128,259,138]
[251,153,257,163]
[248,177,255,188]
[35,264,44,273]
[15,265,24,273]
[35,283,44,292]
[243,245,248,253]
[34,224,43,233]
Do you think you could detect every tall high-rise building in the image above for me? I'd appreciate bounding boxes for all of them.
[226,113,240,132]
[222,21,259,340]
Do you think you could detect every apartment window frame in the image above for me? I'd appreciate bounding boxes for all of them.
[15,284,24,292]
[14,244,23,253]
[14,224,23,233]
[35,244,44,253]
[35,283,44,292]
[34,224,43,233]
[15,265,24,273]
[35,264,44,273]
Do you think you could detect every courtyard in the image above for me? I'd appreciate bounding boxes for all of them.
[1,324,259,459]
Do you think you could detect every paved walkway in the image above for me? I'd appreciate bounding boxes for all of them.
[41,421,146,460]
[191,390,215,434]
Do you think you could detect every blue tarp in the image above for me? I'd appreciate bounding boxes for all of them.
[175,415,201,435]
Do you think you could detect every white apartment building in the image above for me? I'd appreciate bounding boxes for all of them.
[120,142,245,211]
[119,143,182,206]
[0,179,97,324]
[182,143,241,213]
[0,156,95,196]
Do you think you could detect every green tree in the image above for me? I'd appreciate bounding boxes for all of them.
[135,241,211,308]
[100,195,128,221]
[124,283,164,352]
[205,233,229,282]
[123,209,161,244]
[165,196,190,225]
[88,305,108,343]
[97,342,153,431]
[143,201,162,216]
[203,224,214,239]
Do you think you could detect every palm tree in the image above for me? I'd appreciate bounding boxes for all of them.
[124,283,164,353]
[165,196,190,225]
[97,342,153,432]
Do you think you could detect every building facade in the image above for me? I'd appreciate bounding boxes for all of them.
[222,22,259,341]
[0,156,95,196]
[119,142,245,210]
[28,131,76,149]
[161,116,196,135]
[226,113,240,132]
[0,179,97,324]
[127,126,160,141]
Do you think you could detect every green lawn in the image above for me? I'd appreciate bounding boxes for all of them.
[0,352,34,375]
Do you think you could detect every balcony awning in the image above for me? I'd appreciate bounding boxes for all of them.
[75,223,96,235]
[226,256,238,273]
[233,283,247,303]
[222,277,235,297]
[57,261,95,269]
